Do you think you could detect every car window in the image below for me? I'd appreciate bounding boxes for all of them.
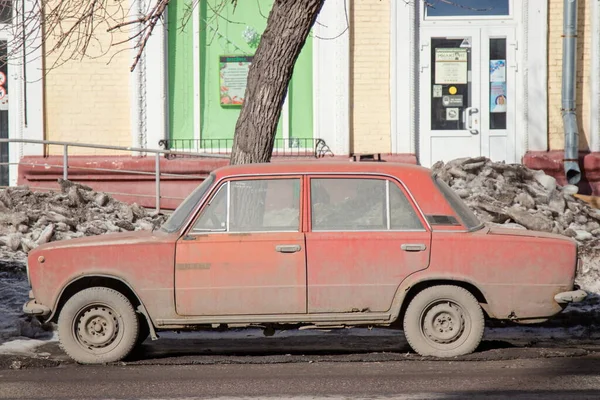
[310,178,423,231]
[192,184,228,232]
[389,183,424,230]
[433,175,482,231]
[192,178,301,233]
[161,173,215,233]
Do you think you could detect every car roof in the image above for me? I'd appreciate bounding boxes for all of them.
[212,161,433,179]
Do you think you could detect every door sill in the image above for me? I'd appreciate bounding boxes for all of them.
[156,312,393,327]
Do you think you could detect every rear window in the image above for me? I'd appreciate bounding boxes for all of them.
[432,176,482,231]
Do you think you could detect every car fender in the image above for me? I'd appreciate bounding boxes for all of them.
[48,273,158,340]
[388,271,495,322]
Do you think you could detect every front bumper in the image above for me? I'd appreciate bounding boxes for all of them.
[554,289,588,304]
[23,298,51,317]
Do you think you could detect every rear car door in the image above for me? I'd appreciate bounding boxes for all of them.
[305,175,432,314]
[175,176,307,316]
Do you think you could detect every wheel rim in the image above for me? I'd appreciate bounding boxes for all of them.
[73,304,124,355]
[420,299,471,350]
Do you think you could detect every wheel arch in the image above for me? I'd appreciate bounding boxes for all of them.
[392,279,491,326]
[48,275,156,339]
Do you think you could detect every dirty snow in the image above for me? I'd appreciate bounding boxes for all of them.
[0,180,167,263]
[432,157,600,295]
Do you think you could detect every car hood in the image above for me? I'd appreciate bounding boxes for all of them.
[35,229,175,252]
[486,226,576,243]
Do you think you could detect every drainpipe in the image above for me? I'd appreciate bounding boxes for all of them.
[562,0,581,184]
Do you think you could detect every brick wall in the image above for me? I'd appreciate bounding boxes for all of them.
[350,0,391,154]
[44,1,132,156]
[548,0,592,151]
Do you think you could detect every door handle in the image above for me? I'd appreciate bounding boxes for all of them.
[464,107,479,135]
[401,244,427,252]
[276,244,302,253]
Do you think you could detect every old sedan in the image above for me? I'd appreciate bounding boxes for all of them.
[23,161,586,364]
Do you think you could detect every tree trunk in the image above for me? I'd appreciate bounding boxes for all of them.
[229,0,325,165]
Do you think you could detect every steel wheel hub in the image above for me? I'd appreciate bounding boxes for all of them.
[422,302,466,344]
[76,306,119,348]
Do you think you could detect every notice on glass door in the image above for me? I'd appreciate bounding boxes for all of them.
[490,82,507,113]
[434,48,468,84]
[490,60,506,82]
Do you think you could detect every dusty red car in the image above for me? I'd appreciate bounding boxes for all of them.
[24,161,586,364]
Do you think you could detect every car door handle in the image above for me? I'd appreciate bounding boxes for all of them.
[401,244,427,252]
[276,244,302,253]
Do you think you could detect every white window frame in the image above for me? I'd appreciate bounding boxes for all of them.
[422,0,514,22]
[1,1,45,186]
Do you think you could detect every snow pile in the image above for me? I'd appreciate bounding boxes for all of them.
[432,157,600,294]
[0,261,54,344]
[0,180,168,263]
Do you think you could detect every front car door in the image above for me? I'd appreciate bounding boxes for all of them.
[305,175,432,314]
[175,176,307,316]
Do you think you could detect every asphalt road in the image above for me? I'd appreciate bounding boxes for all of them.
[1,329,600,399]
[2,355,600,399]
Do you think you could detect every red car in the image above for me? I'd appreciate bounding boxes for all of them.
[24,161,586,364]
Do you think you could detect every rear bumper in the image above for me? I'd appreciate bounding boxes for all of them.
[554,289,588,304]
[23,298,51,317]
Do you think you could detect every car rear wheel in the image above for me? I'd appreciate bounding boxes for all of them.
[58,287,139,364]
[403,285,484,357]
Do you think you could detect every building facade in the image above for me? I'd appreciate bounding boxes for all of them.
[7,0,600,202]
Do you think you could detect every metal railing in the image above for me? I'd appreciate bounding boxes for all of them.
[158,137,334,159]
[0,139,229,212]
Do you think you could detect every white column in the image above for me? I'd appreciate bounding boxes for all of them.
[8,0,45,186]
[523,0,548,153]
[591,0,600,153]
[129,0,144,153]
[390,1,416,155]
[144,0,169,150]
[313,0,350,156]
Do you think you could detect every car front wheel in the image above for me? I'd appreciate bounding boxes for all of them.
[58,287,139,364]
[403,285,484,357]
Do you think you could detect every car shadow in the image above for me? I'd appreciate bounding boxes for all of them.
[122,331,519,364]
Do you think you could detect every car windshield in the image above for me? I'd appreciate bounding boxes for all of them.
[160,173,216,233]
[432,175,483,231]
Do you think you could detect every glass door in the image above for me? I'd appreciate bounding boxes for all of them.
[419,28,482,167]
[419,26,516,167]
[480,27,516,163]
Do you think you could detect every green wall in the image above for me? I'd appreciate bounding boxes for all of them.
[168,0,314,149]
[167,0,195,144]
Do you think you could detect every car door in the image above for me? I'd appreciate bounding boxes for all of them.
[305,175,432,314]
[175,176,307,316]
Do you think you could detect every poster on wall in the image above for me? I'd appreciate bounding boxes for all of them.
[490,82,507,113]
[489,60,506,82]
[434,48,468,84]
[219,55,253,107]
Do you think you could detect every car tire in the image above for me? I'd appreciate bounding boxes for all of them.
[403,285,484,358]
[58,287,139,364]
